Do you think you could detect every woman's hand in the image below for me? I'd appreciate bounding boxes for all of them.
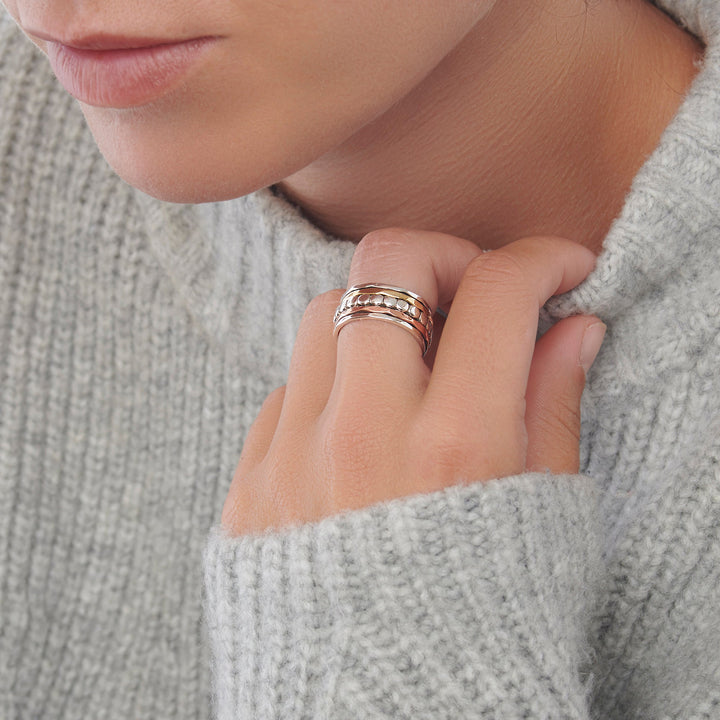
[222,229,605,535]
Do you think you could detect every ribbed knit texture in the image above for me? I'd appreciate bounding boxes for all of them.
[205,477,601,719]
[1,1,719,718]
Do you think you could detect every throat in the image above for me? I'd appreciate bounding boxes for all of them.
[278,0,704,253]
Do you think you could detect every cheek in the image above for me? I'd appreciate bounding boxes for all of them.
[77,0,496,203]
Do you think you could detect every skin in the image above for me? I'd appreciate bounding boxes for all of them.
[2,0,703,533]
[5,0,498,203]
[222,231,606,533]
[278,1,704,253]
[4,0,701,250]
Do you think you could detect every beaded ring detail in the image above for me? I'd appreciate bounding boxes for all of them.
[333,284,434,356]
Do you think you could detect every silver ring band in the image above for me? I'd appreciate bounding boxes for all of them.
[333,284,434,356]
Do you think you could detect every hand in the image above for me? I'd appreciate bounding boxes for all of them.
[222,229,605,535]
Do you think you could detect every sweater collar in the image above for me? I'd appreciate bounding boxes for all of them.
[140,0,720,358]
[137,187,354,368]
[546,19,720,323]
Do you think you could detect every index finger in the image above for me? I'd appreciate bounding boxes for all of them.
[424,236,596,442]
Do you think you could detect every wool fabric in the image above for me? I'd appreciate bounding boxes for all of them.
[1,1,719,718]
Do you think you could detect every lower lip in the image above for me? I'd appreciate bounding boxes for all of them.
[46,38,216,108]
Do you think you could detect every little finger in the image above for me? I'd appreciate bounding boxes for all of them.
[231,386,286,473]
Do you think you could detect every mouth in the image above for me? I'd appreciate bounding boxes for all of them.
[30,31,219,108]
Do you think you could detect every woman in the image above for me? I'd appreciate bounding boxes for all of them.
[0,0,718,718]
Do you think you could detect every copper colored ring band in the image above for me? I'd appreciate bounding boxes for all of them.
[333,284,434,356]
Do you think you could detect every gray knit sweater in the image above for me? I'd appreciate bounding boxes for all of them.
[1,1,719,719]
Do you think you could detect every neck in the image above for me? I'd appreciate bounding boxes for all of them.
[277,0,702,253]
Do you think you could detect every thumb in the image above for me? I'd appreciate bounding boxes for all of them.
[524,316,606,474]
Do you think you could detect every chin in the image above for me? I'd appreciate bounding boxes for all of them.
[81,105,303,205]
[96,138,273,204]
[113,161,261,205]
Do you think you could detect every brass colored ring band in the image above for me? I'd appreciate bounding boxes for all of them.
[333,284,434,356]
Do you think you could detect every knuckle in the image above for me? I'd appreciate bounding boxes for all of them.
[221,493,242,532]
[353,228,414,269]
[463,250,527,289]
[317,398,407,493]
[320,408,383,472]
[409,410,526,484]
[302,290,344,325]
[415,435,474,480]
[554,394,582,441]
[262,385,286,409]
[460,252,537,314]
[409,417,481,482]
[511,235,573,256]
[224,464,257,529]
[535,395,582,446]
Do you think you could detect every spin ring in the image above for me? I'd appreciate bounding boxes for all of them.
[333,284,434,356]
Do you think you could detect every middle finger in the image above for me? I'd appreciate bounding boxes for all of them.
[332,228,481,406]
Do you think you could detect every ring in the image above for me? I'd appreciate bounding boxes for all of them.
[333,284,434,356]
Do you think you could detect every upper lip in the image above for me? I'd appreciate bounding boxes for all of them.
[25,28,191,50]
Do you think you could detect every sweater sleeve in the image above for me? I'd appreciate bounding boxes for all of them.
[203,473,601,719]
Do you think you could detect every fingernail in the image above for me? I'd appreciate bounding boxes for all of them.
[579,322,607,374]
